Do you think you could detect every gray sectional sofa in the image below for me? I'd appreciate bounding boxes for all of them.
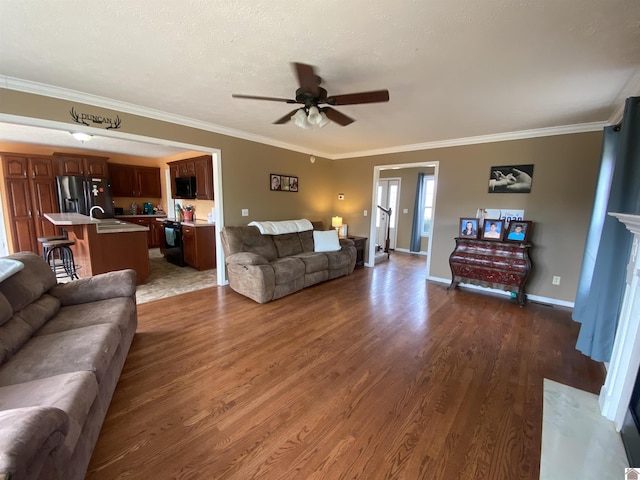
[221,222,357,303]
[0,251,137,480]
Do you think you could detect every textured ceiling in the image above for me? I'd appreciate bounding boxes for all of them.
[1,0,639,158]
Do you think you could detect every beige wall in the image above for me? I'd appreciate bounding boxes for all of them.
[0,88,604,303]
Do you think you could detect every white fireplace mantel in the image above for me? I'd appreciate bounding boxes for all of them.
[599,212,640,429]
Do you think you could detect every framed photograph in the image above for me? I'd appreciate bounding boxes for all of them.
[459,218,479,238]
[482,219,505,241]
[270,174,281,191]
[488,164,534,193]
[270,174,298,192]
[505,220,532,243]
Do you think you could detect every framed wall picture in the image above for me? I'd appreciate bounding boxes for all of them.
[482,219,505,240]
[459,218,479,238]
[505,220,532,243]
[488,164,534,193]
[270,174,298,192]
[270,174,281,191]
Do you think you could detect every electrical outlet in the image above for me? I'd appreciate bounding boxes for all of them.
[552,276,561,285]
[363,210,368,216]
[403,208,409,214]
[242,209,249,217]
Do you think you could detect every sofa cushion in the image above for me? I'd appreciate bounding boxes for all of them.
[0,371,98,467]
[294,252,329,274]
[0,323,121,387]
[35,297,136,339]
[313,230,341,252]
[0,252,56,314]
[0,295,61,366]
[220,226,278,261]
[325,250,354,270]
[0,295,12,327]
[0,406,68,480]
[273,232,303,257]
[270,257,305,284]
[299,230,315,252]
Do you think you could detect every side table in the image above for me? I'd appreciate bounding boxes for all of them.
[347,236,367,267]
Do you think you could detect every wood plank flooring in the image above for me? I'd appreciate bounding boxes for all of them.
[86,253,605,480]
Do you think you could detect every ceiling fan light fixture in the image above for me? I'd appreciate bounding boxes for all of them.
[307,106,322,125]
[317,112,330,128]
[70,132,93,142]
[292,109,309,129]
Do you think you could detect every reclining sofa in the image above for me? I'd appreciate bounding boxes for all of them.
[220,219,357,303]
[0,251,137,480]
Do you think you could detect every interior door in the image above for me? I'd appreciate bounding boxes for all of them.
[376,178,400,251]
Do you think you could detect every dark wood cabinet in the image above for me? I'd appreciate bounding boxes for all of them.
[53,153,109,177]
[2,154,59,253]
[347,236,367,267]
[117,216,164,248]
[168,155,214,200]
[448,237,532,305]
[109,164,161,198]
[181,224,215,271]
[194,156,214,200]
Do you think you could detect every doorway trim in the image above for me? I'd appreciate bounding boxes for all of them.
[368,161,439,279]
[0,113,227,286]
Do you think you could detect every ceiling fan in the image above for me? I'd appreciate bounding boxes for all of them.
[232,62,390,128]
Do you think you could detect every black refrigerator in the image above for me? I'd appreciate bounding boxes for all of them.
[56,176,114,218]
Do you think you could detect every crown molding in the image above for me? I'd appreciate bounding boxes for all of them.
[0,75,333,157]
[0,76,611,161]
[331,122,607,159]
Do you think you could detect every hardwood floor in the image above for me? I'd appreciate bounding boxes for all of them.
[86,253,605,480]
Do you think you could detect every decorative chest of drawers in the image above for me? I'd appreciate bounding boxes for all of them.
[448,237,532,305]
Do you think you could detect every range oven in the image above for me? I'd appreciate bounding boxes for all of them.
[163,220,185,267]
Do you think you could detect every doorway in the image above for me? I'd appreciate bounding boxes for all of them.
[375,178,400,251]
[368,162,439,279]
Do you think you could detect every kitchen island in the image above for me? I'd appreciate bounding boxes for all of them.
[44,213,150,284]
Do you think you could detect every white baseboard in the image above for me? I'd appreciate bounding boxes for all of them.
[427,276,575,308]
[394,248,428,256]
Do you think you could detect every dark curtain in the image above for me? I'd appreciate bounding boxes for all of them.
[410,172,425,252]
[573,96,640,362]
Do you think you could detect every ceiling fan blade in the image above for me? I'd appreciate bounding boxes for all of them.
[327,90,390,105]
[273,109,300,124]
[293,63,320,96]
[232,94,297,103]
[322,107,355,126]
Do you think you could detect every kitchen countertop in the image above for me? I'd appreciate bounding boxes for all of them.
[44,213,102,225]
[115,214,168,218]
[45,213,149,233]
[157,217,216,228]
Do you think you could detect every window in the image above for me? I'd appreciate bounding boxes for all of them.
[421,176,435,236]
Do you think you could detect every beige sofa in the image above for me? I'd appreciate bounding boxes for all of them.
[0,252,137,480]
[220,221,357,303]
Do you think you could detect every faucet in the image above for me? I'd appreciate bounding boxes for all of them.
[89,205,105,220]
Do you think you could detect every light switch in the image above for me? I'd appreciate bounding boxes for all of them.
[363,210,368,216]
[403,208,409,214]
[242,209,249,216]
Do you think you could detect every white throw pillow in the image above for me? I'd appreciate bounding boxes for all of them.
[313,230,341,252]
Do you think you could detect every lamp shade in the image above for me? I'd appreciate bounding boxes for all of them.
[331,216,343,228]
[307,106,322,125]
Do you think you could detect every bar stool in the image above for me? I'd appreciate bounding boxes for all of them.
[37,235,68,260]
[40,239,79,280]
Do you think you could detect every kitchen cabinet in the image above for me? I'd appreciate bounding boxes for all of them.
[117,216,164,248]
[1,153,59,253]
[194,156,214,200]
[109,164,161,198]
[182,224,216,271]
[168,155,214,200]
[53,153,109,177]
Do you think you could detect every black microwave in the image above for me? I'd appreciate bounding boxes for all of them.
[174,176,196,199]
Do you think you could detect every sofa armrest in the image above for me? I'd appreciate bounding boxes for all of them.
[339,238,355,248]
[0,406,68,479]
[225,252,269,266]
[48,269,137,306]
